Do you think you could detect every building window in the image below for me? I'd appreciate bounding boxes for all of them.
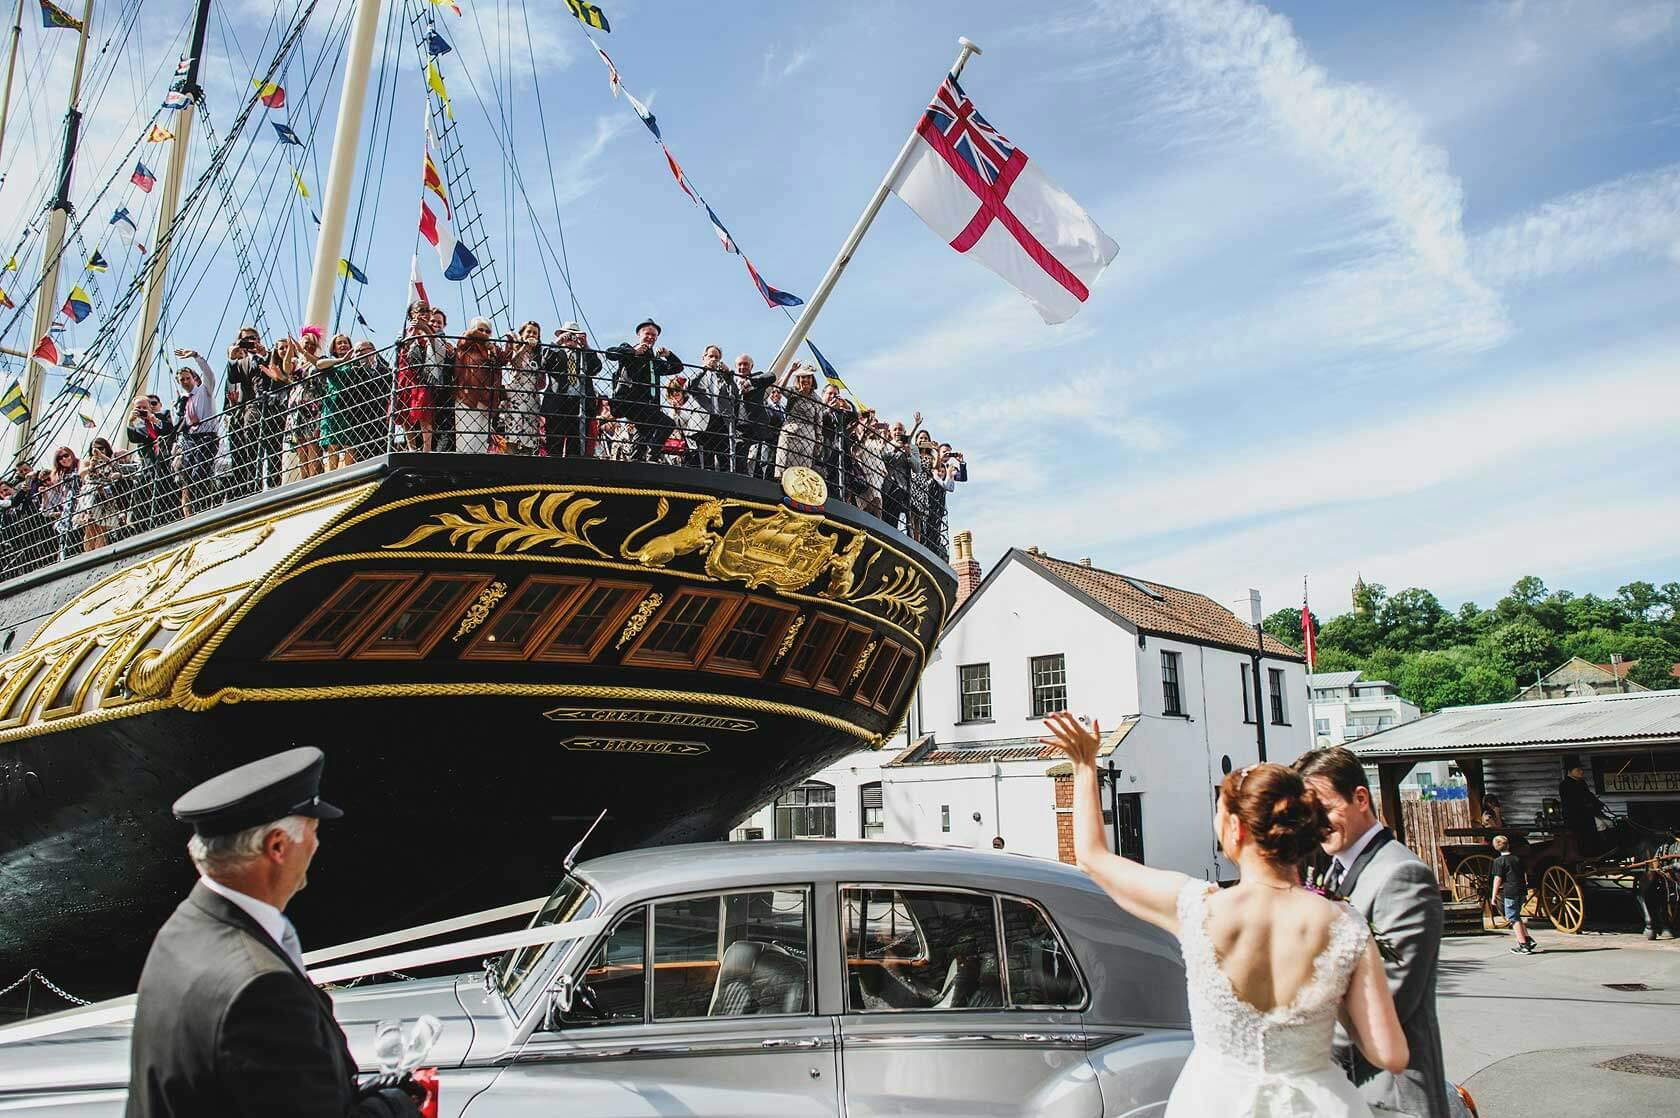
[1268,667,1288,725]
[774,781,835,839]
[1240,663,1254,723]
[940,804,951,833]
[958,663,992,722]
[1161,650,1183,716]
[1314,717,1330,735]
[1029,654,1067,717]
[860,782,884,839]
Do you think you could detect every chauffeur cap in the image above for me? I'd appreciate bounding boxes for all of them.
[172,746,344,838]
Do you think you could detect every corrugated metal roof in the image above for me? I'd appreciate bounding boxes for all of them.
[1347,691,1680,760]
[1309,671,1362,688]
[886,719,1139,767]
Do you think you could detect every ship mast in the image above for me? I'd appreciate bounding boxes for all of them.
[16,0,93,454]
[123,0,213,407]
[0,0,26,173]
[302,0,383,330]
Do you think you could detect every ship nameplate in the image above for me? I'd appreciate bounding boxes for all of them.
[544,707,755,733]
[560,736,710,758]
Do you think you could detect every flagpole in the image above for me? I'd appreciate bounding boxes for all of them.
[0,0,27,174]
[124,0,212,411]
[15,0,92,460]
[303,0,383,331]
[764,37,982,379]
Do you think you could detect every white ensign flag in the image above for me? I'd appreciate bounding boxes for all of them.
[891,74,1117,324]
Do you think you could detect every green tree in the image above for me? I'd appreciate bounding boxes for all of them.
[1262,607,1311,651]
[1318,610,1384,658]
[1306,647,1359,674]
[1495,576,1548,621]
[1620,635,1680,690]
[1379,588,1450,651]
[1617,581,1665,622]
[1394,650,1514,712]
[1489,616,1556,684]
[1352,579,1387,618]
[1628,658,1679,690]
[1560,627,1620,664]
[1562,594,1624,633]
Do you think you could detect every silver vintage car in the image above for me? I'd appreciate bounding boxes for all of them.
[0,841,1193,1116]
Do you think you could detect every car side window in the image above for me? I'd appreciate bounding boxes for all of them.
[652,888,811,1020]
[843,887,1001,1012]
[562,906,647,1028]
[1001,898,1085,1009]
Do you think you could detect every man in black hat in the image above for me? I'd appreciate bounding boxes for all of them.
[1558,755,1611,860]
[541,321,600,459]
[604,318,683,462]
[126,747,425,1118]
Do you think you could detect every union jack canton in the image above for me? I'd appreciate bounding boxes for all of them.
[923,76,1019,187]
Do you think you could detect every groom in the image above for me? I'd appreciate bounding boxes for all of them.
[1296,747,1449,1118]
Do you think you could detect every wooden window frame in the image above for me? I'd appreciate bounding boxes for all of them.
[622,587,745,670]
[853,639,903,709]
[269,572,419,662]
[461,575,591,662]
[875,647,920,715]
[815,623,874,696]
[703,597,801,679]
[353,574,495,661]
[533,580,654,664]
[780,614,845,688]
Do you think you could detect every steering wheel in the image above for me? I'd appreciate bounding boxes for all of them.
[570,980,606,1019]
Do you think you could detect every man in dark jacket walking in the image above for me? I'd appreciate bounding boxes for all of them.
[126,748,426,1118]
[542,321,600,458]
[604,318,683,462]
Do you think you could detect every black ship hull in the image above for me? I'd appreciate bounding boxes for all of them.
[0,455,951,998]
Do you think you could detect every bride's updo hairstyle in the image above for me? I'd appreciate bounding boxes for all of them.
[1218,763,1330,864]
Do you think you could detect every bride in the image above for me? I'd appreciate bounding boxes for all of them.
[1041,712,1409,1117]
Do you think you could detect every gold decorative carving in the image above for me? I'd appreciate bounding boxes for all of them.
[560,736,710,758]
[704,505,838,592]
[819,534,869,600]
[849,565,930,627]
[621,497,724,567]
[851,640,878,684]
[542,707,757,733]
[452,581,509,642]
[780,466,828,507]
[773,615,805,664]
[383,492,608,556]
[615,592,664,649]
[67,523,273,627]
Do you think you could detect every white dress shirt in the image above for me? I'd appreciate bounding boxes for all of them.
[1333,820,1387,879]
[199,875,300,967]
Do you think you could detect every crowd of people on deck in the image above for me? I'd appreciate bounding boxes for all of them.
[0,307,965,577]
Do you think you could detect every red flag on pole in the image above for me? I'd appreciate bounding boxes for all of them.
[1301,578,1316,672]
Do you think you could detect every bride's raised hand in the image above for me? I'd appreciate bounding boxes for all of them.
[1040,712,1101,767]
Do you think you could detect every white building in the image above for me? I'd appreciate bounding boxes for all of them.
[1306,671,1442,787]
[735,546,1311,883]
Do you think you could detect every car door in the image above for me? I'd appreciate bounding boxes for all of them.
[473,885,838,1117]
[837,885,1101,1117]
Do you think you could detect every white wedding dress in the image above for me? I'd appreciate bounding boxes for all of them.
[1166,881,1374,1118]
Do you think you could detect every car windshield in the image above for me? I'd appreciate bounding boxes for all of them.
[496,873,600,1015]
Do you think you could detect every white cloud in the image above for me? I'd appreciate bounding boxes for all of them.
[1472,164,1680,284]
[761,44,814,86]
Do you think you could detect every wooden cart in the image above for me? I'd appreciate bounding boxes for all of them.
[1441,825,1680,934]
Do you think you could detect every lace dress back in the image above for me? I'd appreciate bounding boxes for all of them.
[1164,880,1375,1118]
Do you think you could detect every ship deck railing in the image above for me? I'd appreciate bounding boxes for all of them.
[0,338,955,587]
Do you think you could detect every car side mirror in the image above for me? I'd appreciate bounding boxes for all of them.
[545,972,575,1029]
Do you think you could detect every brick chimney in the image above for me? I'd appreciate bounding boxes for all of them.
[951,530,983,607]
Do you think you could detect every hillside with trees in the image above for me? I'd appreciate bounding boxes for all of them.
[1261,577,1680,712]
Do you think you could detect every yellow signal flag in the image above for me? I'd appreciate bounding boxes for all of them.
[3,256,14,271]
[291,167,310,199]
[425,61,453,120]
[145,123,175,143]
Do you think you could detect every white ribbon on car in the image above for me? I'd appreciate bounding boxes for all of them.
[0,904,608,1047]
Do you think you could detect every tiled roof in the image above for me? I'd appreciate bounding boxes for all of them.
[886,720,1138,768]
[1023,553,1303,660]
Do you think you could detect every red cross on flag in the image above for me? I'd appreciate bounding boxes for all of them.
[891,75,1117,324]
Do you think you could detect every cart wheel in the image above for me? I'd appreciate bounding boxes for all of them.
[1541,865,1585,934]
[1451,854,1500,926]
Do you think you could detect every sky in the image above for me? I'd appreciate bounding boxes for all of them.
[0,0,1675,621]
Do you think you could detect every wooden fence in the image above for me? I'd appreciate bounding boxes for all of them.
[1400,797,1475,885]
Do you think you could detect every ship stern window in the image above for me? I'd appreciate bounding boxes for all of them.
[535,581,652,663]
[704,599,800,678]
[355,574,491,660]
[270,573,419,660]
[816,624,874,695]
[622,588,742,669]
[463,576,589,660]
[781,614,844,687]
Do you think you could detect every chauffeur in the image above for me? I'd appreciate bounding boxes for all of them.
[125,747,426,1118]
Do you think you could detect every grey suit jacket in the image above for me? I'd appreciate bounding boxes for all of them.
[1334,830,1450,1118]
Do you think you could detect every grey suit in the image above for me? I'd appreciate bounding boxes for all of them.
[1334,829,1449,1118]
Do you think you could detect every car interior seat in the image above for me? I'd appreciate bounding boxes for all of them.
[708,940,807,1016]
